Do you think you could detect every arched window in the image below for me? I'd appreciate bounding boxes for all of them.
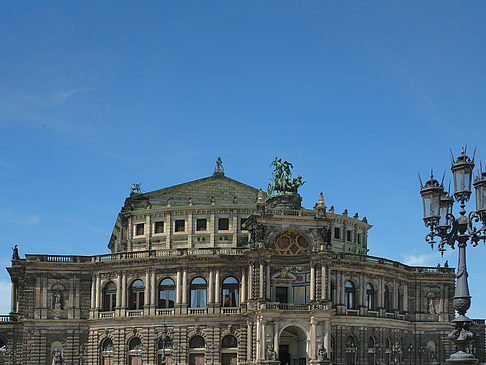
[128,337,143,365]
[222,277,239,307]
[273,231,309,255]
[367,337,375,365]
[221,335,237,348]
[345,336,357,365]
[384,285,391,312]
[366,283,375,310]
[190,277,207,308]
[101,338,114,365]
[189,336,205,348]
[129,280,145,310]
[158,278,175,309]
[103,282,117,312]
[344,281,355,309]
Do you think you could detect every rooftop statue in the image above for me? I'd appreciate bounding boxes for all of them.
[214,156,224,175]
[267,157,305,194]
[130,183,143,193]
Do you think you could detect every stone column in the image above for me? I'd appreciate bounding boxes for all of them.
[215,269,221,305]
[10,281,16,314]
[210,212,215,247]
[166,213,171,249]
[182,268,188,306]
[188,211,193,247]
[256,318,261,361]
[116,273,121,310]
[393,281,398,311]
[273,321,279,355]
[310,264,316,301]
[176,270,182,305]
[259,261,264,298]
[310,317,317,360]
[95,274,101,310]
[403,284,408,312]
[266,263,271,299]
[90,275,95,310]
[128,216,133,251]
[247,320,253,362]
[209,270,214,304]
[145,214,151,249]
[144,270,150,313]
[340,271,345,305]
[241,269,246,303]
[378,278,384,308]
[249,263,254,300]
[151,270,156,315]
[121,272,126,315]
[324,321,331,353]
[321,265,327,300]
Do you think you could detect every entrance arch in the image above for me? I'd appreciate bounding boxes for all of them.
[278,325,308,365]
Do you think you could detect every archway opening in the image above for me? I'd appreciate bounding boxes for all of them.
[279,326,307,365]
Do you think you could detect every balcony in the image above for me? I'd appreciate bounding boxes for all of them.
[260,303,331,311]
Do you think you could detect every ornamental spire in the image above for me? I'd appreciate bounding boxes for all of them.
[213,157,224,176]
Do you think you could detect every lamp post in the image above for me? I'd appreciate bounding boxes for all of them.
[157,324,173,365]
[419,147,485,365]
[78,344,86,365]
[418,346,425,365]
[374,343,382,365]
[346,343,357,365]
[407,344,414,365]
[391,342,402,364]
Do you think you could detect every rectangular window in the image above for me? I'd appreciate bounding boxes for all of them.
[347,230,352,242]
[334,227,341,239]
[218,218,229,230]
[276,287,288,303]
[154,221,164,234]
[196,218,207,231]
[357,233,362,245]
[136,223,144,236]
[175,220,185,232]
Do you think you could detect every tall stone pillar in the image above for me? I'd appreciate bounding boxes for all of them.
[144,270,150,314]
[259,261,264,299]
[310,264,316,301]
[266,263,271,299]
[241,269,246,303]
[151,269,156,315]
[95,274,101,310]
[182,268,188,306]
[215,269,221,306]
[321,264,327,301]
[176,270,182,305]
[249,262,254,300]
[403,284,408,312]
[116,272,122,314]
[121,272,126,316]
[209,270,214,304]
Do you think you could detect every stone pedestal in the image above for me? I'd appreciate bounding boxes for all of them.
[258,360,280,365]
[265,192,302,210]
[309,360,332,365]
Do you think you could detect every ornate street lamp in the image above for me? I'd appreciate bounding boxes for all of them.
[78,344,86,365]
[419,147,486,365]
[156,324,173,365]
[345,343,357,365]
[374,343,382,365]
[407,344,414,365]
[0,345,12,365]
[391,342,402,364]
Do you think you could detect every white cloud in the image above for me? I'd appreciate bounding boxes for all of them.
[52,88,94,104]
[0,209,40,226]
[0,280,10,314]
[401,250,453,267]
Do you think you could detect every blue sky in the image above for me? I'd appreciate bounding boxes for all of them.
[1,1,486,318]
